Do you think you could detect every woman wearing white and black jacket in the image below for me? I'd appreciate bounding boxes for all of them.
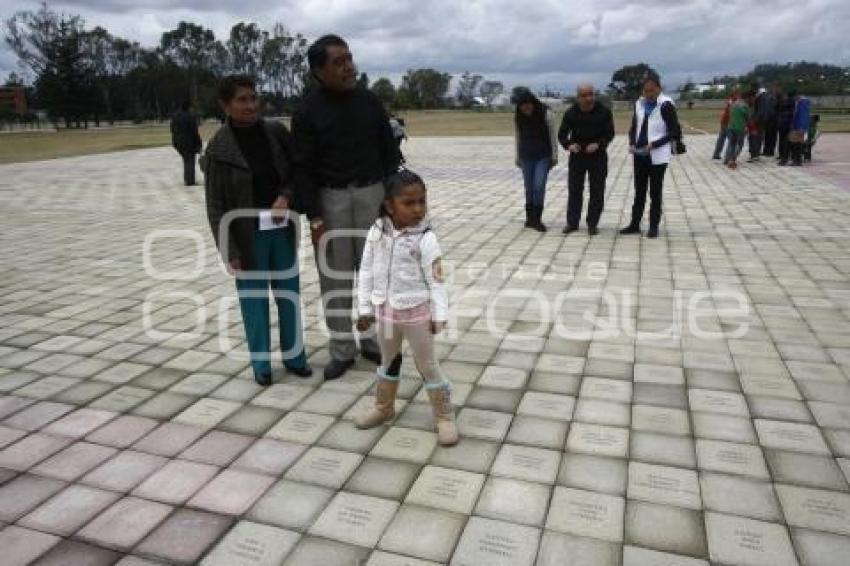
[620,75,682,238]
[514,89,559,232]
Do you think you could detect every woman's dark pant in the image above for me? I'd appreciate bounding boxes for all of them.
[763,122,778,156]
[235,226,307,376]
[778,128,791,162]
[519,156,550,207]
[567,152,607,229]
[630,156,667,229]
[712,128,727,159]
[180,150,196,185]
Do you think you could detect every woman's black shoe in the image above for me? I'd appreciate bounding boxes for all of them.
[619,225,640,235]
[254,372,272,386]
[647,226,659,238]
[324,358,354,380]
[287,364,313,378]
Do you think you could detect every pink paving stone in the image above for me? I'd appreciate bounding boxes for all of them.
[80,450,167,493]
[0,474,66,522]
[0,433,71,471]
[0,395,35,420]
[41,408,118,439]
[187,468,276,515]
[18,484,119,536]
[3,401,75,431]
[134,508,232,564]
[132,422,207,457]
[132,459,219,504]
[76,496,173,551]
[31,539,122,566]
[0,425,26,449]
[231,438,308,476]
[30,442,118,481]
[0,525,61,566]
[179,430,254,466]
[85,415,159,448]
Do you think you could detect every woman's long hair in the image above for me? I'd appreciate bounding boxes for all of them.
[514,89,547,127]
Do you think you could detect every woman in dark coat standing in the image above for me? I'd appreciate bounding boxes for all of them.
[513,89,558,232]
[202,75,312,385]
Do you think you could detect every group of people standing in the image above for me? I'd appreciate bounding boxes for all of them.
[513,74,683,239]
[200,35,458,445]
[713,85,818,168]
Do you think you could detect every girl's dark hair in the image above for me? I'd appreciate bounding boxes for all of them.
[514,89,546,124]
[643,73,662,89]
[377,168,425,221]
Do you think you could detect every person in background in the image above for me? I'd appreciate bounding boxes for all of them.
[201,75,312,386]
[712,91,737,160]
[789,92,811,167]
[747,87,768,163]
[513,88,558,232]
[620,74,682,239]
[761,85,779,157]
[803,114,820,162]
[170,99,202,185]
[557,83,615,236]
[776,89,796,166]
[725,91,752,170]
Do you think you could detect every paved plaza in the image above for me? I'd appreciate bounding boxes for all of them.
[1,134,850,565]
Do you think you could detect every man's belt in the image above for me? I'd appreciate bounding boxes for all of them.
[326,177,383,190]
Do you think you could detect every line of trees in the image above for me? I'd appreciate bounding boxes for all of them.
[3,2,310,127]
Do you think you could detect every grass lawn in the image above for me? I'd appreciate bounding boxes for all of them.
[2,109,848,164]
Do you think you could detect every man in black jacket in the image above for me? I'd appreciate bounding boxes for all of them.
[170,100,202,185]
[558,84,615,236]
[292,35,402,380]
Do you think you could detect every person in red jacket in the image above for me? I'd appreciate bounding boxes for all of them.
[712,91,738,160]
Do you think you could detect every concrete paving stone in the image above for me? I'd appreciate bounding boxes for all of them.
[168,372,229,396]
[749,397,813,423]
[505,415,568,449]
[131,392,196,420]
[473,476,551,526]
[405,465,485,514]
[0,432,71,471]
[265,410,336,444]
[285,446,364,489]
[627,462,701,509]
[754,419,831,455]
[696,439,770,479]
[0,474,66,522]
[455,407,512,441]
[567,423,630,458]
[230,438,305,475]
[201,520,301,566]
[113,556,168,566]
[579,376,633,403]
[370,427,437,464]
[477,365,529,389]
[0,525,61,566]
[378,504,466,563]
[528,372,582,395]
[365,551,442,566]
[218,405,283,436]
[430,437,500,473]
[30,441,117,481]
[173,397,241,428]
[584,359,633,381]
[630,432,697,469]
[775,483,850,536]
[345,457,420,500]
[536,530,622,566]
[0,373,40,395]
[318,419,387,454]
[85,415,159,448]
[824,428,850,458]
[634,364,685,385]
[188,468,276,515]
[574,399,631,427]
[625,500,707,558]
[740,374,802,400]
[491,443,561,484]
[790,527,850,566]
[705,511,797,566]
[558,452,628,496]
[685,369,741,392]
[0,394,36,419]
[76,496,173,551]
[632,383,688,410]
[248,479,334,531]
[132,422,207,457]
[132,367,187,390]
[53,381,115,405]
[622,545,708,566]
[765,450,849,491]
[132,458,219,504]
[92,362,151,384]
[688,388,750,417]
[809,401,850,429]
[308,491,399,548]
[80,449,167,493]
[631,405,690,436]
[699,472,783,522]
[30,541,121,566]
[41,408,117,438]
[691,413,757,444]
[135,508,233,564]
[282,535,371,566]
[18,483,119,536]
[3,401,75,431]
[449,516,540,566]
[180,430,254,466]
[546,486,625,542]
[87,386,155,412]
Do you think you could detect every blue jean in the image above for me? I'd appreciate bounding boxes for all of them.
[519,157,550,207]
[234,227,307,376]
[724,130,745,163]
[712,128,727,158]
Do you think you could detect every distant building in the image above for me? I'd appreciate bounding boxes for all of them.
[0,86,27,115]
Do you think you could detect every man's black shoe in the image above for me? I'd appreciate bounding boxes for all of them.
[254,372,272,386]
[647,226,659,238]
[562,225,578,235]
[324,358,354,380]
[287,364,314,378]
[361,349,381,364]
[619,225,640,235]
[588,227,599,236]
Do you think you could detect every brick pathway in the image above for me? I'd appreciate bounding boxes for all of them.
[0,135,849,565]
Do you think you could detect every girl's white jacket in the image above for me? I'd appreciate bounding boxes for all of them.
[357,216,449,322]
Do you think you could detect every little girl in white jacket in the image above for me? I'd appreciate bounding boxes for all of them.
[354,168,457,445]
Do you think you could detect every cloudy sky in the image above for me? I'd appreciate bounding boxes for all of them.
[2,0,849,92]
